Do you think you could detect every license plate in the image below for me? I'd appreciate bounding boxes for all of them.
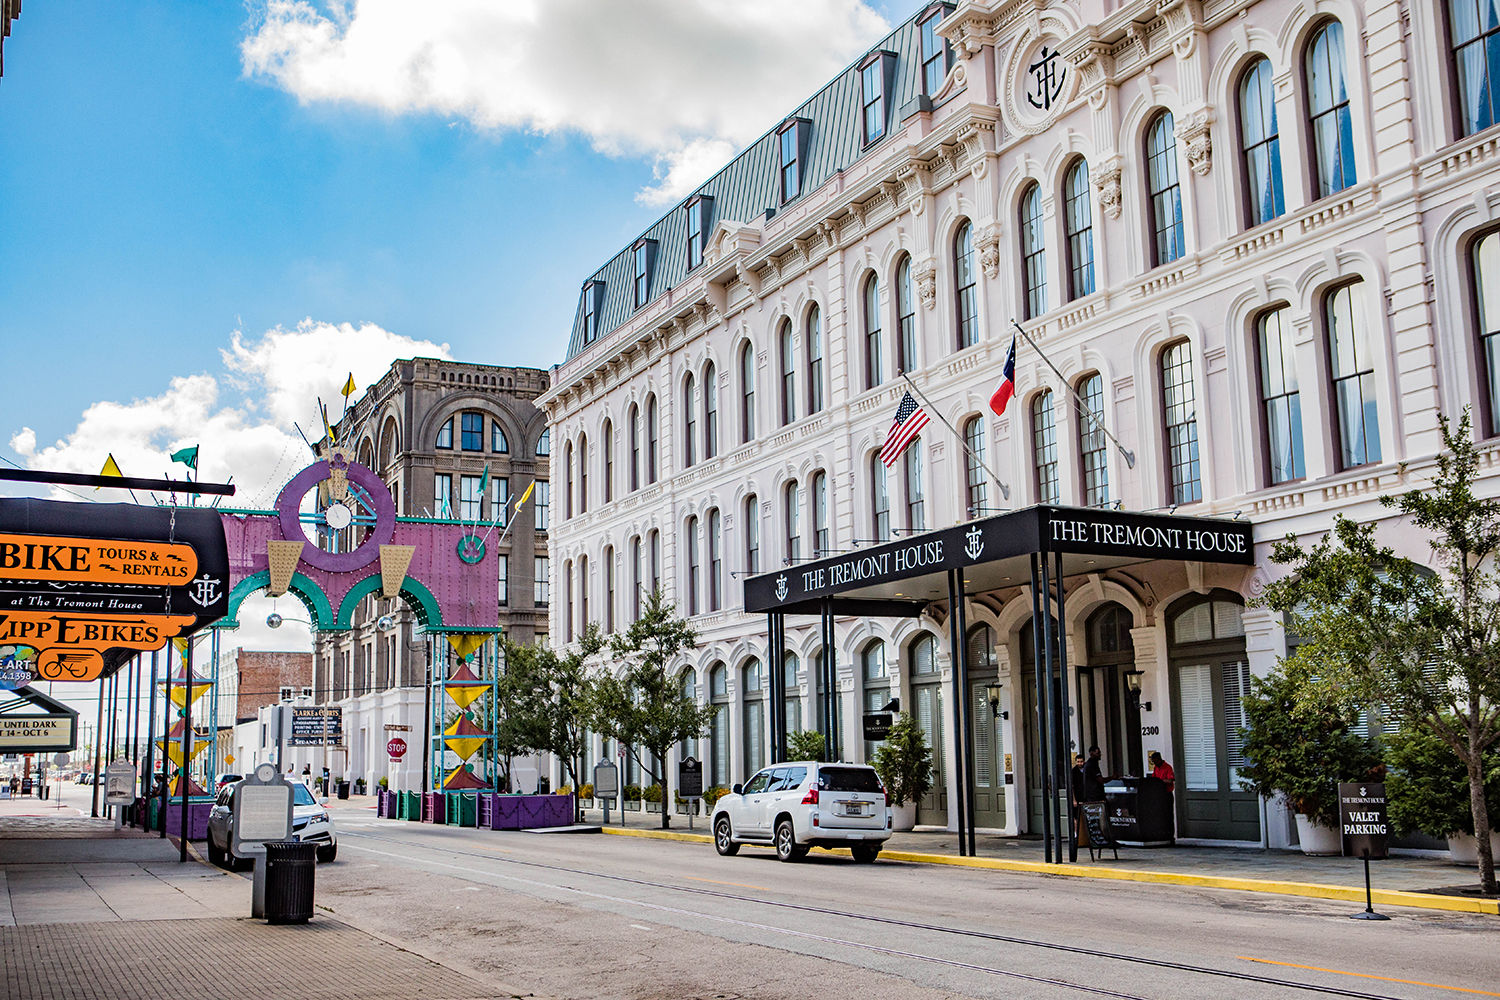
[842,802,864,816]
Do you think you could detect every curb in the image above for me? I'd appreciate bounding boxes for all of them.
[600,826,1499,915]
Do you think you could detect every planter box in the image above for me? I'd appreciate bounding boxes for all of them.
[479,794,573,829]
[1294,813,1341,855]
[645,801,662,813]
[624,800,641,811]
[674,800,700,816]
[398,791,422,820]
[578,798,594,810]
[163,802,211,841]
[422,792,446,824]
[890,802,917,832]
[1447,831,1500,864]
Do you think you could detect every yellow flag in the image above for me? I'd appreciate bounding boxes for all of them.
[514,480,536,509]
[320,402,336,445]
[341,373,357,398]
[96,453,124,490]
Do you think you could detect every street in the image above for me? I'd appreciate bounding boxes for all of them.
[312,815,1498,1000]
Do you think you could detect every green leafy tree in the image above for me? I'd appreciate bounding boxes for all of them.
[1385,722,1500,838]
[786,729,828,762]
[870,712,933,807]
[486,646,548,791]
[1262,411,1500,891]
[593,591,718,829]
[500,623,604,816]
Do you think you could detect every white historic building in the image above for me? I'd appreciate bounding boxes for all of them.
[539,0,1500,847]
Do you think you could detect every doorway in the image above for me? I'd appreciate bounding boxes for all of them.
[1080,603,1139,779]
[1020,618,1067,835]
[966,625,1005,829]
[909,632,947,826]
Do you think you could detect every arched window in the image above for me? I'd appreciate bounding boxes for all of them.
[563,441,574,519]
[710,663,730,787]
[1257,306,1304,483]
[1326,281,1380,468]
[649,528,661,596]
[909,632,944,818]
[897,254,917,373]
[904,439,925,531]
[628,404,640,492]
[1240,56,1285,226]
[708,508,722,612]
[1019,184,1047,319]
[579,554,589,627]
[630,535,643,621]
[703,363,718,460]
[564,559,574,642]
[779,319,796,426]
[740,342,756,443]
[1077,373,1109,507]
[743,658,766,775]
[1306,21,1356,198]
[602,419,614,502]
[1063,159,1095,300]
[871,453,890,542]
[577,433,588,514]
[435,417,454,450]
[967,623,997,671]
[1452,0,1500,136]
[864,275,883,389]
[785,480,801,563]
[683,375,698,469]
[1473,231,1500,436]
[812,471,828,558]
[963,415,986,519]
[744,494,760,574]
[604,545,615,632]
[806,305,824,415]
[645,394,659,484]
[954,221,978,349]
[686,516,700,616]
[783,652,802,734]
[1162,341,1202,503]
[491,420,509,453]
[1145,111,1185,267]
[681,668,698,759]
[536,427,550,456]
[862,640,889,760]
[1031,391,1059,504]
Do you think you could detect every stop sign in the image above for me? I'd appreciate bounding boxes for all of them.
[386,737,407,760]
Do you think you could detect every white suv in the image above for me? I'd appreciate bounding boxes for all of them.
[713,761,890,863]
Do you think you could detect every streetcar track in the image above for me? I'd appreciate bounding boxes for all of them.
[341,829,1434,1000]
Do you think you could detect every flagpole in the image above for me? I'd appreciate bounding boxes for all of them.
[1010,319,1136,469]
[899,373,1011,504]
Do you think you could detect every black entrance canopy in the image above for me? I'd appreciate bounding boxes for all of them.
[741,504,1254,864]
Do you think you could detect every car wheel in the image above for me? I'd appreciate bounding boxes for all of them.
[851,845,880,864]
[316,843,337,863]
[714,816,739,856]
[775,820,804,862]
[206,835,224,868]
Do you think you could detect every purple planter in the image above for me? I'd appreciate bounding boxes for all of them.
[164,802,211,841]
[479,793,521,830]
[422,792,445,824]
[478,794,572,830]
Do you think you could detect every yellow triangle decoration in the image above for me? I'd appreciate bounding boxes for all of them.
[155,738,212,767]
[379,544,415,599]
[96,454,124,490]
[157,677,213,709]
[446,633,489,662]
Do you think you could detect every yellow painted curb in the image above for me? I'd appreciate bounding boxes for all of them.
[600,826,1498,915]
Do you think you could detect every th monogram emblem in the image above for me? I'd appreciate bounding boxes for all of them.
[775,574,789,602]
[964,525,984,561]
[188,574,221,608]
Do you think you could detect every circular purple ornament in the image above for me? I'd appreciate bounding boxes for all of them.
[275,458,396,572]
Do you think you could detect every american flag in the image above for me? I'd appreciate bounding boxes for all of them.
[879,391,930,467]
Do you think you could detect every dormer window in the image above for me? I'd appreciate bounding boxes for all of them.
[860,52,896,146]
[920,4,954,97]
[633,239,657,309]
[778,117,811,204]
[686,196,714,271]
[581,280,604,343]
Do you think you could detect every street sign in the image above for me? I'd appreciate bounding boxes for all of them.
[593,760,619,800]
[862,712,893,742]
[383,724,410,731]
[1338,782,1389,859]
[677,756,703,799]
[287,706,343,746]
[53,752,70,767]
[386,737,407,760]
[225,753,235,766]
[104,761,136,805]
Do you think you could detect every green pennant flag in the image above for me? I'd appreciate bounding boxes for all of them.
[478,463,490,496]
[169,445,199,471]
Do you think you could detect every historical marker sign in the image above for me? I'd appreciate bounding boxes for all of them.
[232,762,294,857]
[104,761,136,805]
[1338,782,1389,859]
[678,757,703,799]
[593,760,619,801]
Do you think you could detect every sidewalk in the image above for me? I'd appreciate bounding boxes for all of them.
[0,810,525,1000]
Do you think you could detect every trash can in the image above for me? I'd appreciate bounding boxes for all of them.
[262,840,317,924]
[337,781,350,800]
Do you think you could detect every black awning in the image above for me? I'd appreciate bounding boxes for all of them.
[743,504,1252,613]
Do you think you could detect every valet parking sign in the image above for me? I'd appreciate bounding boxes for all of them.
[0,499,229,682]
[1338,782,1389,859]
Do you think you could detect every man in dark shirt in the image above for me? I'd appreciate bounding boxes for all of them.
[1082,745,1110,801]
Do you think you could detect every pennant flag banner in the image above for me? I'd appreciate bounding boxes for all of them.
[445,634,492,664]
[169,445,199,471]
[95,454,124,490]
[341,373,358,398]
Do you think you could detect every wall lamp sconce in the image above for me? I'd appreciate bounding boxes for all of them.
[985,682,1007,719]
[1124,671,1151,711]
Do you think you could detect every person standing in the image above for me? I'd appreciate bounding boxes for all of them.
[1147,750,1175,790]
[1083,745,1113,802]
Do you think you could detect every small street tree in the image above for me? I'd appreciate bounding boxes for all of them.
[1262,411,1500,892]
[500,623,604,815]
[487,649,548,792]
[593,591,717,829]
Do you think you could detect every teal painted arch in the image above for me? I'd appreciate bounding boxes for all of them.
[334,575,443,630]
[222,570,337,631]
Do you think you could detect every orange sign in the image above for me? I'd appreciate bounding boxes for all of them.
[0,533,198,585]
[0,610,198,682]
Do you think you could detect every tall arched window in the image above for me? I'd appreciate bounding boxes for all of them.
[645,395,659,484]
[680,668,698,759]
[577,433,588,514]
[1077,373,1109,507]
[1257,306,1304,483]
[1063,159,1094,300]
[564,441,574,519]
[963,415,987,519]
[710,664,729,787]
[703,363,718,460]
[1162,341,1202,503]
[740,342,756,443]
[783,652,802,733]
[1240,56,1285,226]
[649,528,661,596]
[862,641,889,761]
[1145,111,1185,266]
[904,439,925,531]
[806,306,824,415]
[743,660,766,775]
[1473,231,1500,436]
[631,535,643,621]
[683,375,698,469]
[1306,21,1356,198]
[1019,183,1047,319]
[686,516,700,616]
[744,493,760,574]
[954,221,978,349]
[779,320,796,426]
[897,255,917,373]
[708,507,722,612]
[536,427,550,456]
[604,545,615,632]
[1452,0,1500,136]
[785,480,801,563]
[602,419,614,502]
[871,453,890,542]
[1031,392,1059,504]
[564,559,574,642]
[812,471,828,558]
[864,275,883,389]
[579,554,588,627]
[628,404,640,492]
[1327,281,1380,469]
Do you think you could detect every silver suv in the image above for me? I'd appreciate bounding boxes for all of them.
[712,761,890,863]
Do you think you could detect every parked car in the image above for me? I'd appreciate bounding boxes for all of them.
[713,761,890,863]
[215,773,242,790]
[206,780,337,869]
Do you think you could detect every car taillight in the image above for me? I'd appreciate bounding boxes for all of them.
[801,788,818,805]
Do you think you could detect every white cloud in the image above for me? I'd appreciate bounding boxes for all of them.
[242,0,891,202]
[9,427,35,457]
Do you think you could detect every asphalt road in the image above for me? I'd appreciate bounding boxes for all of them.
[317,816,1497,1000]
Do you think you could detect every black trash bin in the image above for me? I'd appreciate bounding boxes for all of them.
[337,781,350,800]
[262,840,317,924]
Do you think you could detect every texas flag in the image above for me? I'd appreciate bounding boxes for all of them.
[989,335,1017,416]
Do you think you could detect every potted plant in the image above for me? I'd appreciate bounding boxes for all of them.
[579,782,594,809]
[870,712,933,831]
[377,776,389,791]
[1238,665,1381,855]
[624,784,642,810]
[703,786,729,809]
[644,783,663,813]
[354,777,367,796]
[787,729,827,762]
[1386,722,1500,864]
